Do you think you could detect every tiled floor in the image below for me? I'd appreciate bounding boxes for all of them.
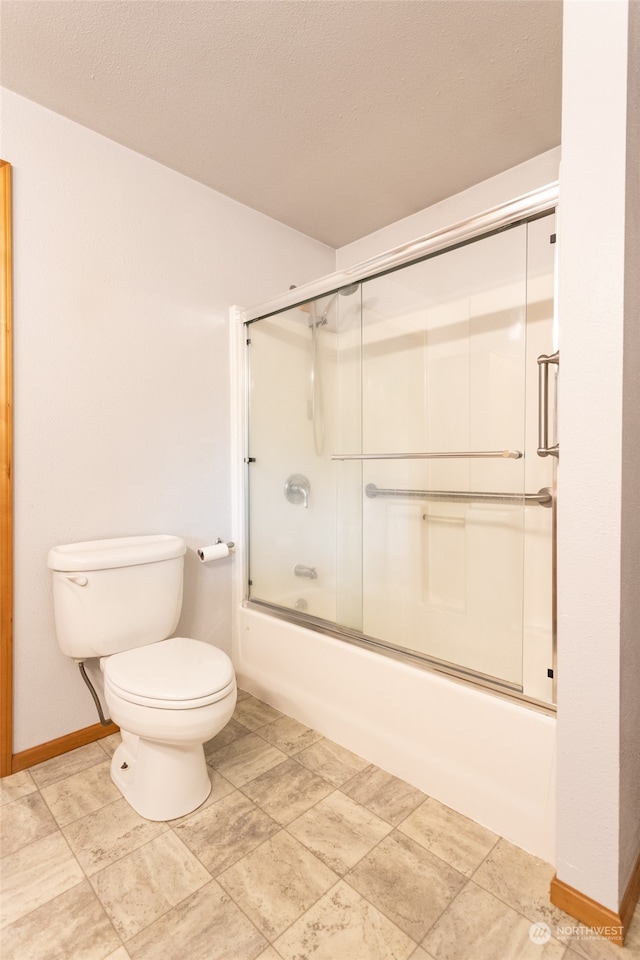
[1,690,639,960]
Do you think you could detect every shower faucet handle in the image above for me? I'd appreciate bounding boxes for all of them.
[293,564,317,579]
[284,474,310,508]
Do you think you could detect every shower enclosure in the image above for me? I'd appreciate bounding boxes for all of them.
[243,190,558,709]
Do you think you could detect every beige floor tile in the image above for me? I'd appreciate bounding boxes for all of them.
[0,832,85,929]
[126,879,268,960]
[98,732,123,759]
[345,830,466,943]
[565,942,629,960]
[0,791,59,857]
[258,714,324,755]
[0,769,37,806]
[90,831,212,941]
[241,756,334,825]
[28,742,110,790]
[41,759,121,827]
[273,879,417,960]
[342,764,426,826]
[397,797,498,877]
[171,766,235,825]
[8,695,616,960]
[472,837,577,936]
[1,879,122,960]
[287,789,392,875]
[62,797,168,877]
[217,829,339,940]
[422,880,566,960]
[204,718,254,759]
[295,737,370,787]
[233,695,284,731]
[206,732,288,787]
[174,789,280,875]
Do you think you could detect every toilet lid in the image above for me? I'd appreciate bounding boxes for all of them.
[103,637,234,705]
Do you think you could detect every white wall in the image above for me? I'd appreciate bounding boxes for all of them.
[556,0,640,912]
[1,88,335,754]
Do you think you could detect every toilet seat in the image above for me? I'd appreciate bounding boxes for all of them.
[102,636,235,710]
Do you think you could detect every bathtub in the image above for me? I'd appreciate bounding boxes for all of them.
[234,602,556,864]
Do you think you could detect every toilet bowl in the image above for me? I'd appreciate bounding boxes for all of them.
[101,636,236,820]
[47,535,237,821]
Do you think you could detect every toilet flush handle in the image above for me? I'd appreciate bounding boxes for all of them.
[66,575,88,586]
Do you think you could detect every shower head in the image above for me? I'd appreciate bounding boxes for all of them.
[319,283,361,321]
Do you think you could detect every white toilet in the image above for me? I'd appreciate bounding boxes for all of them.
[47,534,237,821]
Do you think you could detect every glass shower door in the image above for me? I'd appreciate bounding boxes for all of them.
[246,290,362,628]
[356,215,556,698]
[245,210,557,706]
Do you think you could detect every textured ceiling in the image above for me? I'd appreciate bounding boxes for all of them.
[0,0,562,247]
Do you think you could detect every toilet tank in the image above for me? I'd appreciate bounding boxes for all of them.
[47,535,187,659]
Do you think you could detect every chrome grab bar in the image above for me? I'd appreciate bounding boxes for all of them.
[365,483,553,507]
[331,450,523,461]
[537,351,559,458]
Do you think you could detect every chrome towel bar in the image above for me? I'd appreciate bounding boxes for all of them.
[365,483,553,507]
[331,450,523,461]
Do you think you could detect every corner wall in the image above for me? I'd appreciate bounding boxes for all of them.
[619,0,640,902]
[556,0,640,913]
[1,88,334,753]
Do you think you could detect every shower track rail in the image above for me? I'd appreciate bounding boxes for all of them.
[365,483,553,507]
[331,450,522,461]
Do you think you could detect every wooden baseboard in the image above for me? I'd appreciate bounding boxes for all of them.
[620,850,640,938]
[550,850,640,946]
[10,721,120,774]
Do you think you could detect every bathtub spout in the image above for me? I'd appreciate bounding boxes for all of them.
[293,564,318,579]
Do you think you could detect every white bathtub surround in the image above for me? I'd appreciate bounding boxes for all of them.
[243,203,557,708]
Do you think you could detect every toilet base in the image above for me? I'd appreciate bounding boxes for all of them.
[111,730,212,821]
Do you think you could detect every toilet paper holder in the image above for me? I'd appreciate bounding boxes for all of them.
[197,539,235,562]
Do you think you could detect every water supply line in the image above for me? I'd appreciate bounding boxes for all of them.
[77,660,112,726]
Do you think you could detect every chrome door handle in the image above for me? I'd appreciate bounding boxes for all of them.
[537,351,559,458]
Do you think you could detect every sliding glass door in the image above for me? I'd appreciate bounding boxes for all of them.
[246,212,557,705]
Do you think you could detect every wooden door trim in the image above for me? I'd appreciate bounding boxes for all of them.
[1,159,13,777]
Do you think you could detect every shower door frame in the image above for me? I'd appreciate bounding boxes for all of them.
[240,182,559,713]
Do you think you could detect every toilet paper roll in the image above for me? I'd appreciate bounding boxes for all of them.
[198,543,230,562]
